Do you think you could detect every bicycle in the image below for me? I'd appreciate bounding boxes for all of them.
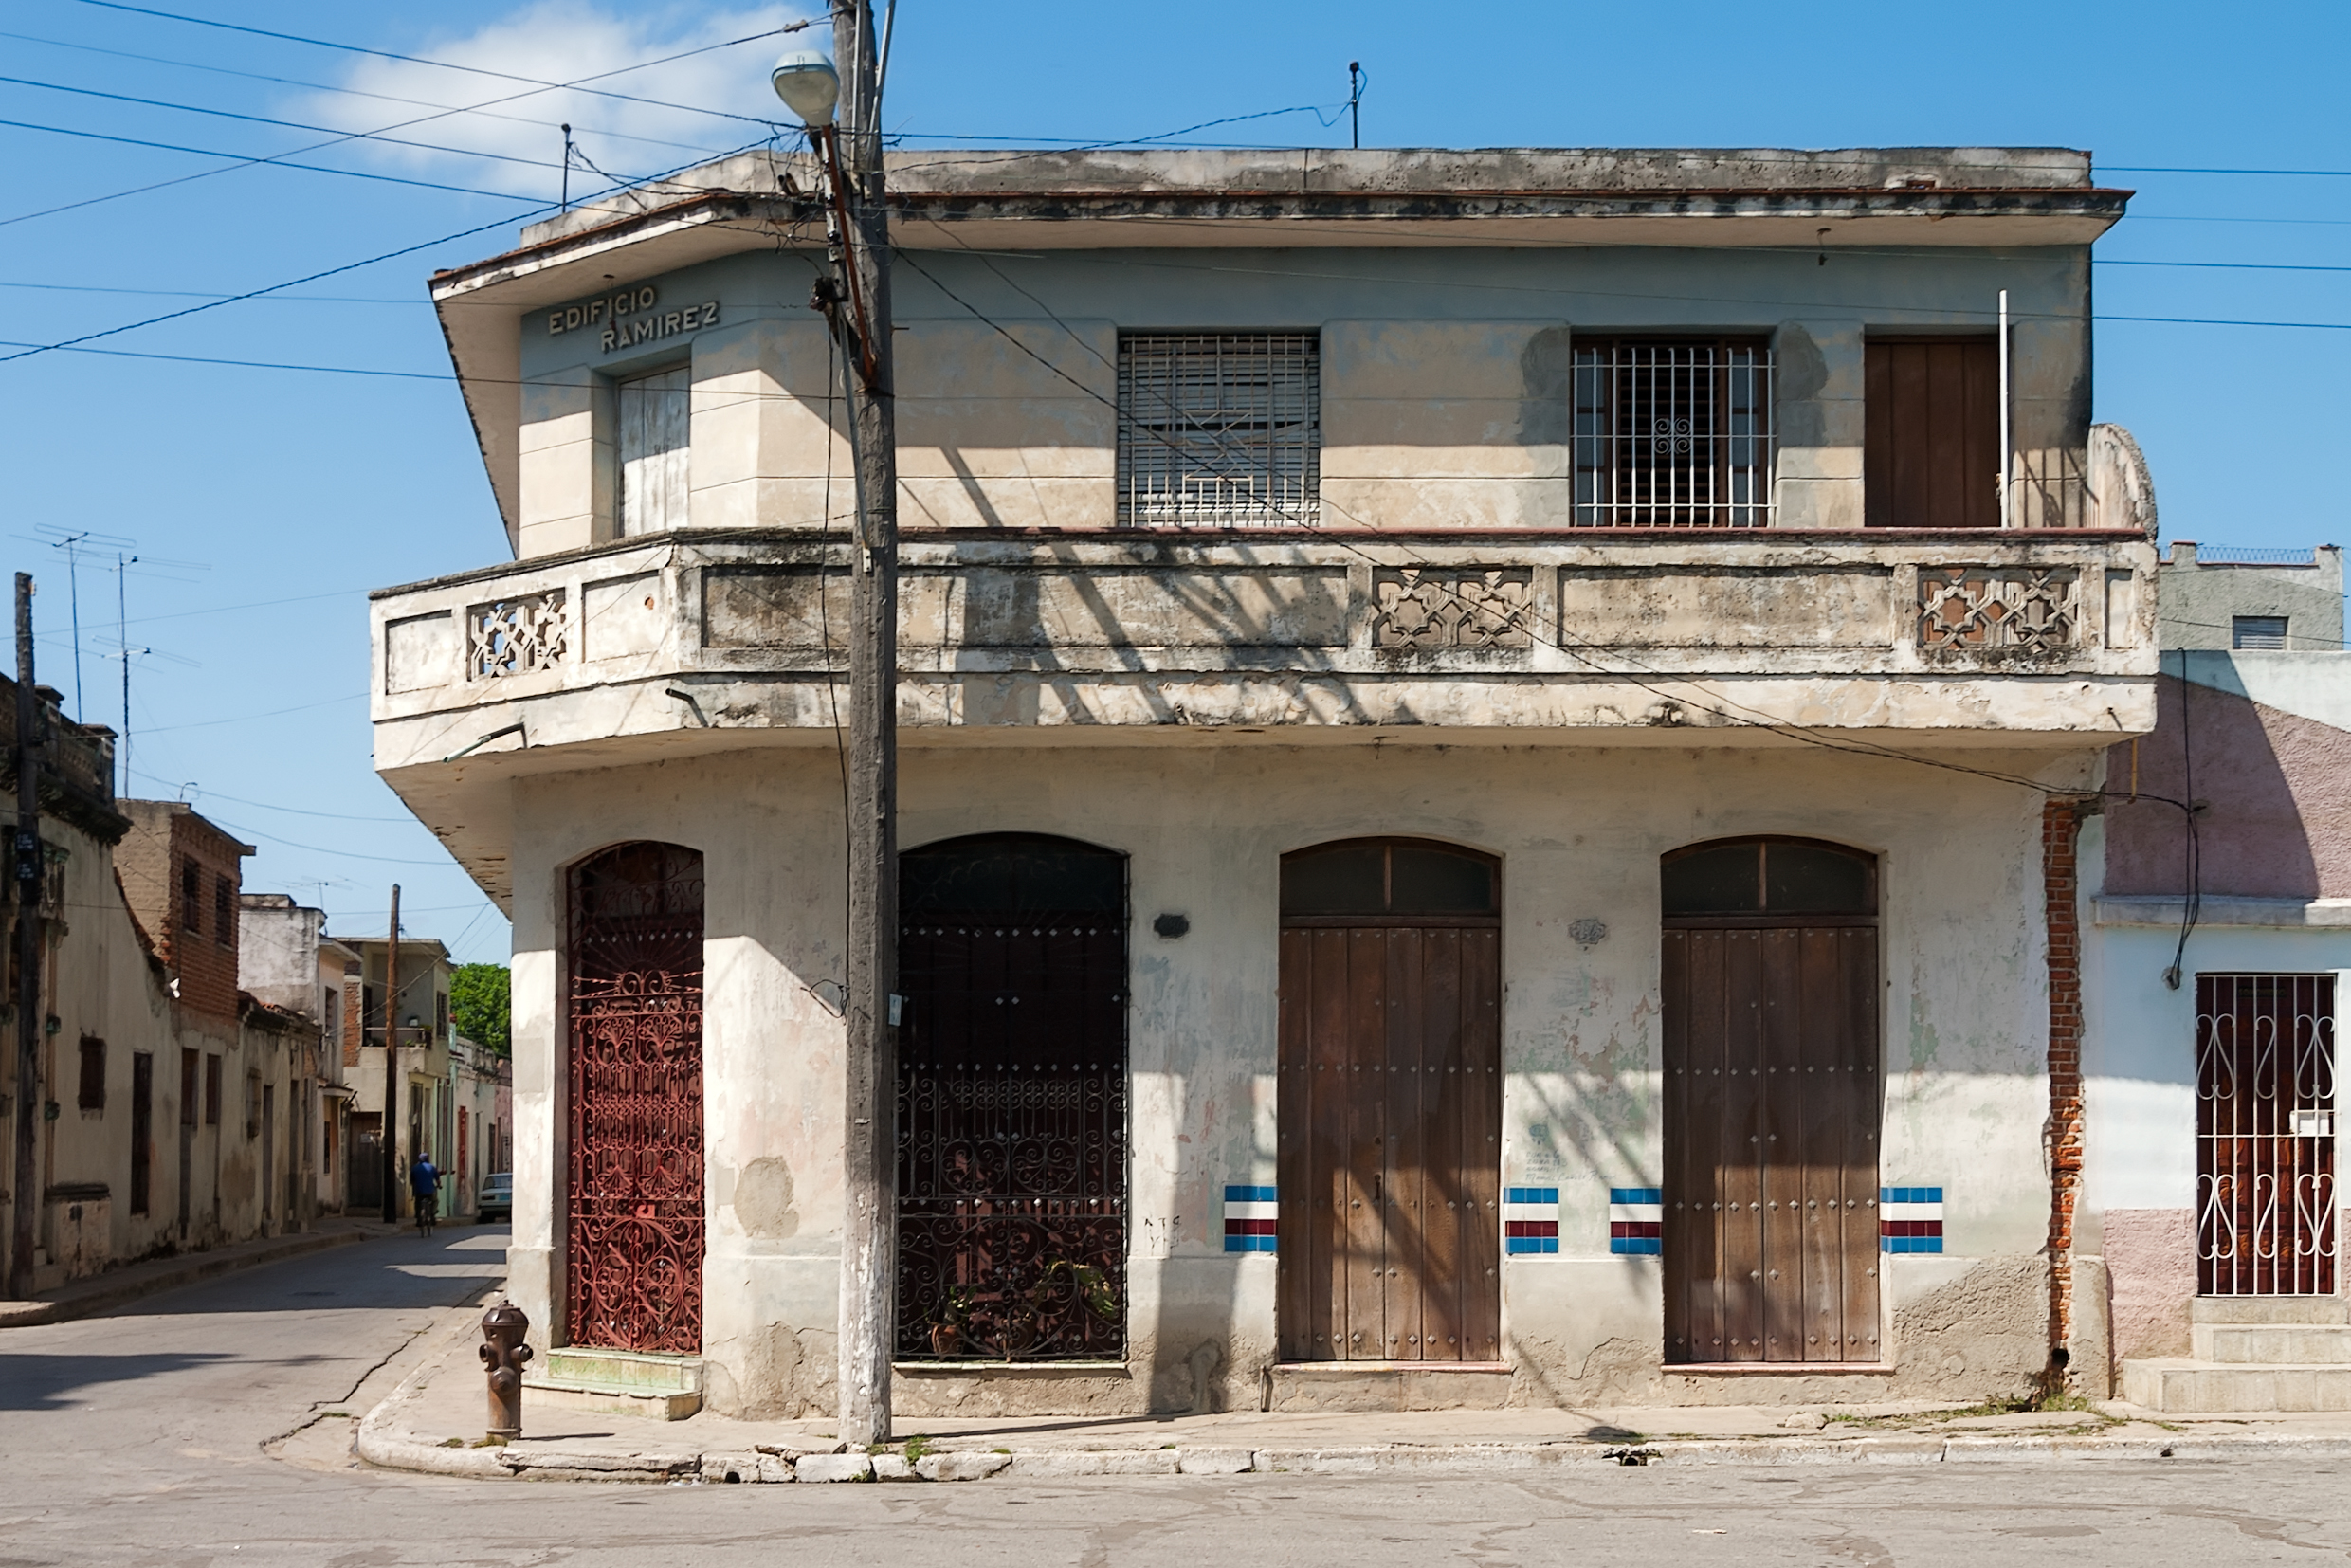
[414,1192,438,1237]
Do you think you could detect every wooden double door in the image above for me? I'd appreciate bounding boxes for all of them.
[1277,841,1502,1363]
[1661,839,1883,1365]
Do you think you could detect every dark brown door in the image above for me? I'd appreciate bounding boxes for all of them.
[1278,841,1501,1363]
[178,1048,198,1231]
[129,1052,153,1216]
[896,834,1128,1361]
[566,842,705,1354]
[1865,337,1998,528]
[1662,839,1881,1364]
[2198,974,2336,1296]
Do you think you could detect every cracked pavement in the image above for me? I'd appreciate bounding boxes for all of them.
[6,1227,2351,1566]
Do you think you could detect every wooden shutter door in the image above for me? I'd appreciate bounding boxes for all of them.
[1666,925,1880,1363]
[1865,338,1998,529]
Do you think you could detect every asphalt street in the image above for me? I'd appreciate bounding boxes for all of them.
[4,1231,2350,1566]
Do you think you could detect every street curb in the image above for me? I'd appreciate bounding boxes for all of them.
[351,1422,2351,1483]
[0,1226,372,1328]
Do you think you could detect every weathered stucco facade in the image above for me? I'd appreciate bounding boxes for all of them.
[2083,550,2351,1402]
[2,683,320,1289]
[379,146,2160,1415]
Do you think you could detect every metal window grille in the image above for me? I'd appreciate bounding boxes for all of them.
[1118,333,1320,526]
[2233,615,2289,650]
[2197,973,2337,1296]
[1574,339,1775,527]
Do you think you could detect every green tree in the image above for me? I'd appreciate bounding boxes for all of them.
[450,963,511,1056]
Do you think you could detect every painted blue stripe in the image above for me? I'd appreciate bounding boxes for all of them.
[1224,1185,1278,1203]
[1880,1187,1944,1205]
[1610,1236,1663,1255]
[1609,1187,1663,1206]
[1504,1236,1560,1255]
[1504,1186,1559,1205]
[1223,1234,1278,1252]
[1881,1234,1944,1254]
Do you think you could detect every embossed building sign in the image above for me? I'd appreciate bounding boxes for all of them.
[546,284,720,353]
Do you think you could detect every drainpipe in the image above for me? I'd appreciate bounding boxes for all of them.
[1998,289,2013,529]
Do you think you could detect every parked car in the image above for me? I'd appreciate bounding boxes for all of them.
[478,1172,513,1224]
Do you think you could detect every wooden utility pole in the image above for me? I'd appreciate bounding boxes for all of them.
[381,884,401,1226]
[829,0,902,1448]
[9,574,41,1300]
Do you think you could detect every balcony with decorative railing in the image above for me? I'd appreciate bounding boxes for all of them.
[373,525,2159,778]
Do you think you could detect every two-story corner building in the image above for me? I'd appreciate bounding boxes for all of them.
[2083,543,2351,1410]
[339,933,455,1217]
[374,145,2162,1419]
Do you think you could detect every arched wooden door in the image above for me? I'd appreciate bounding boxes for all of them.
[566,842,705,1354]
[1277,839,1502,1363]
[897,834,1128,1360]
[1661,837,1880,1365]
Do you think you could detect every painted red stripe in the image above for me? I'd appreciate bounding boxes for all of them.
[1610,1221,1662,1238]
[1224,1218,1277,1236]
[1880,1219,1944,1238]
[1504,1220,1560,1238]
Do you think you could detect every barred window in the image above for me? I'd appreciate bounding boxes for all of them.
[1574,338,1775,527]
[1118,333,1319,526]
[2233,615,2288,650]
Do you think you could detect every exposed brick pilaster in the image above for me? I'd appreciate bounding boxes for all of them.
[2042,796,2091,1379]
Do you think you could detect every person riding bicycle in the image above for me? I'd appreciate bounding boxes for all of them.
[410,1154,442,1236]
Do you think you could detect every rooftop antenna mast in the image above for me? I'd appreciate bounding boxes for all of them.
[1348,62,1363,149]
[115,549,142,798]
[561,123,574,210]
[48,531,88,716]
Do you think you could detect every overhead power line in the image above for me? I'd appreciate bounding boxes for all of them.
[0,133,775,365]
[0,21,799,228]
[0,71,585,174]
[0,27,738,160]
[0,115,546,203]
[68,0,805,128]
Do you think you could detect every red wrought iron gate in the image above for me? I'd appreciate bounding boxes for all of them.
[2199,974,2338,1297]
[566,842,705,1353]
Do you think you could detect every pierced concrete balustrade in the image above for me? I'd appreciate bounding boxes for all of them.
[372,529,2159,773]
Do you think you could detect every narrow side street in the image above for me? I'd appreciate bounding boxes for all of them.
[0,1230,2348,1566]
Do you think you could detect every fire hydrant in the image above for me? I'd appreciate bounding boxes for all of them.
[479,1302,532,1442]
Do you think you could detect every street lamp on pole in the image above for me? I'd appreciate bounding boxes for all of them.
[774,8,901,1449]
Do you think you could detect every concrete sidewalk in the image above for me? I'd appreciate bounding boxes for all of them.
[0,1214,396,1327]
[355,1304,2351,1483]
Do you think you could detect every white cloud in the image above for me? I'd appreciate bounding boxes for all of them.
[294,3,817,202]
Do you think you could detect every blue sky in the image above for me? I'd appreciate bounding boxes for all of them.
[4,0,2346,961]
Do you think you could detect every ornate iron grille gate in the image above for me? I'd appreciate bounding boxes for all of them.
[2199,974,2337,1297]
[566,842,705,1354]
[897,835,1127,1361]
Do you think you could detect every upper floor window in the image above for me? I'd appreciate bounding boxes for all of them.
[180,857,202,935]
[1117,332,1320,526]
[213,874,234,947]
[1865,337,1998,528]
[617,364,690,537]
[2233,615,2288,649]
[1574,338,1774,528]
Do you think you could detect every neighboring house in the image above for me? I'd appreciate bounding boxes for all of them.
[2083,542,2351,1408]
[449,1034,512,1222]
[374,146,2161,1418]
[1,675,319,1291]
[114,803,319,1245]
[337,934,454,1218]
[240,894,360,1215]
